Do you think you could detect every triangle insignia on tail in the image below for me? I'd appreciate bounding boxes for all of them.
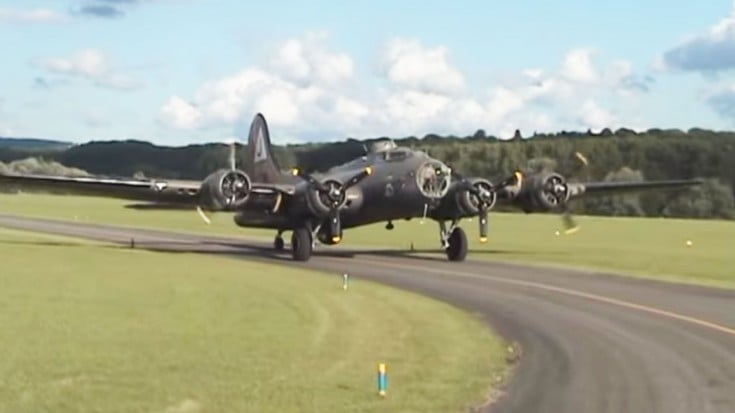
[254,126,267,163]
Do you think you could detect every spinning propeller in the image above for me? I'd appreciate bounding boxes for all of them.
[559,151,588,234]
[291,166,373,243]
[196,140,246,225]
[459,171,523,243]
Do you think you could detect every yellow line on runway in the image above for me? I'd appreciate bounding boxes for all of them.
[329,256,735,338]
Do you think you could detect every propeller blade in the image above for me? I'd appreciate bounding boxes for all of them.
[196,205,212,225]
[560,151,587,234]
[328,209,342,243]
[562,209,579,234]
[344,166,373,188]
[291,167,328,192]
[459,179,494,242]
[228,141,236,170]
[495,171,522,189]
[574,151,588,166]
[478,206,489,243]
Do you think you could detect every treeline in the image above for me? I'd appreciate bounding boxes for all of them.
[0,127,733,219]
[0,157,89,177]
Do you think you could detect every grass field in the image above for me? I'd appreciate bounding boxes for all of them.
[0,227,507,412]
[1,192,734,289]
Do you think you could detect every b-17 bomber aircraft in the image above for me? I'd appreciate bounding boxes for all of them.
[0,113,702,262]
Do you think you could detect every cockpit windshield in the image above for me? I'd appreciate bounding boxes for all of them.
[383,148,411,162]
[369,139,397,153]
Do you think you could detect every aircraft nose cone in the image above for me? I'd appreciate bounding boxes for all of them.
[417,160,452,199]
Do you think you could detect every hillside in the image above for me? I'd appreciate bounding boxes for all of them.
[0,137,73,152]
[0,127,733,219]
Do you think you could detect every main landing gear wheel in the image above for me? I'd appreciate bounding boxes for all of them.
[273,235,284,251]
[291,227,313,261]
[445,227,468,262]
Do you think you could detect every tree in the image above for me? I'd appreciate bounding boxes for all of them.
[663,178,735,219]
[525,157,557,174]
[472,129,487,140]
[584,167,645,216]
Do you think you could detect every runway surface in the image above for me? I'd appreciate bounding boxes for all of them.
[2,214,735,413]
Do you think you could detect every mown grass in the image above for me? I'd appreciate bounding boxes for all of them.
[0,227,507,413]
[2,192,734,288]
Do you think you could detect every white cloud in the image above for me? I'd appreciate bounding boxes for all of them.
[659,7,735,72]
[577,99,617,130]
[268,31,353,85]
[158,33,648,142]
[159,96,203,129]
[44,49,109,78]
[382,38,465,95]
[39,49,140,91]
[158,33,358,136]
[0,7,66,23]
[560,48,598,84]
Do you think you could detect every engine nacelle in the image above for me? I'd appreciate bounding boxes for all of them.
[515,172,571,212]
[198,169,251,211]
[305,179,346,217]
[455,178,497,215]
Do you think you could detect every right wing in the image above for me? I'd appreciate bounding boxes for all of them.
[0,172,203,204]
[0,170,296,211]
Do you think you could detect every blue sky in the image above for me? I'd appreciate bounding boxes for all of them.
[1,0,735,145]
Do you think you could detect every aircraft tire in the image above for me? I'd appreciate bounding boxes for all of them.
[274,236,284,251]
[291,227,312,261]
[446,227,468,262]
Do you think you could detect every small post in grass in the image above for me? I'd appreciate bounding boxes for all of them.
[342,273,349,290]
[377,362,387,397]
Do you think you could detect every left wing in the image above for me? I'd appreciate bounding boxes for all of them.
[500,172,702,232]
[497,172,702,211]
[568,178,702,197]
[429,169,702,240]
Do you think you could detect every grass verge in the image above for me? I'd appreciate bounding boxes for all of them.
[1,192,734,289]
[0,227,507,412]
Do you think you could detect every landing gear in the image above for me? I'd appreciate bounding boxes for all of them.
[439,220,467,262]
[273,233,284,251]
[291,226,313,261]
[386,220,394,230]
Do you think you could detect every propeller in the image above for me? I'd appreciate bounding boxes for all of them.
[560,151,588,234]
[459,171,522,243]
[196,140,239,225]
[291,166,373,243]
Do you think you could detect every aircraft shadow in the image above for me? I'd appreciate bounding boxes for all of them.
[124,203,193,210]
[0,237,527,264]
[0,239,96,248]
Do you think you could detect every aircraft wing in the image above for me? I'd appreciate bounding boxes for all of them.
[0,172,202,203]
[569,178,702,197]
[0,171,295,209]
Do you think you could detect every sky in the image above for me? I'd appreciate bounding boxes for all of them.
[1,0,735,146]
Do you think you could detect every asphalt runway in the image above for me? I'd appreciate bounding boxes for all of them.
[2,214,735,413]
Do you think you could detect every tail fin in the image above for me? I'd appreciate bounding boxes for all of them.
[245,113,282,184]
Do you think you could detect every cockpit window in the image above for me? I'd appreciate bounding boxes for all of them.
[383,148,411,162]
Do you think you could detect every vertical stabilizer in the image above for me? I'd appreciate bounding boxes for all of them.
[245,113,282,183]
